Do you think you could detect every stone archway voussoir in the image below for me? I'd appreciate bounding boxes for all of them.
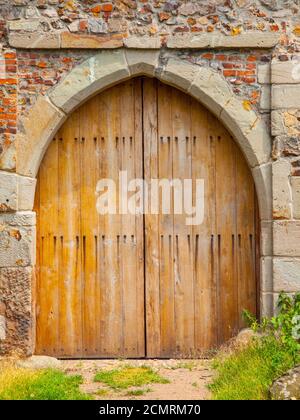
[189,67,234,117]
[16,96,66,178]
[125,49,160,77]
[48,50,131,114]
[158,57,202,93]
[220,96,271,168]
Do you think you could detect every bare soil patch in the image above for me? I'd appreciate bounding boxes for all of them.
[62,359,214,400]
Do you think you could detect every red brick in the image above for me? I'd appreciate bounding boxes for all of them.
[101,3,113,12]
[242,77,256,83]
[6,65,17,73]
[216,54,227,61]
[229,56,242,61]
[4,52,16,59]
[0,113,17,121]
[202,53,214,60]
[237,70,255,76]
[91,5,101,13]
[0,78,17,85]
[79,20,88,32]
[223,70,237,77]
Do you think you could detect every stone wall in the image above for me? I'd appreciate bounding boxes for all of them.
[0,0,299,355]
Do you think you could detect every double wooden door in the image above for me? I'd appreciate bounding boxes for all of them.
[35,78,258,358]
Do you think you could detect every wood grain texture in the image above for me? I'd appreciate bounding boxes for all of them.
[35,77,258,358]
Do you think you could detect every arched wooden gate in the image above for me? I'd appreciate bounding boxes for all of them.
[34,78,259,358]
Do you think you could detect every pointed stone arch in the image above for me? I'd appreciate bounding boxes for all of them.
[0,50,273,354]
[15,50,272,222]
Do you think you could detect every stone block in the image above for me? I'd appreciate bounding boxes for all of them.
[125,50,160,77]
[61,32,124,49]
[17,96,66,177]
[221,98,271,168]
[17,356,62,370]
[0,267,33,355]
[272,110,300,137]
[0,140,16,173]
[9,32,60,49]
[189,66,233,116]
[261,220,273,256]
[0,215,36,267]
[0,171,18,212]
[272,160,292,220]
[261,256,273,293]
[0,172,36,212]
[272,85,300,109]
[49,50,130,114]
[260,85,271,111]
[124,36,161,49]
[252,163,272,220]
[8,20,40,32]
[271,61,300,84]
[291,177,300,219]
[271,110,286,136]
[273,258,300,292]
[166,33,280,49]
[260,293,274,318]
[0,212,36,227]
[160,58,201,92]
[274,221,300,256]
[258,64,271,84]
[0,315,5,341]
[17,176,37,211]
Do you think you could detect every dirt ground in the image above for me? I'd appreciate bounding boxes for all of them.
[62,359,214,400]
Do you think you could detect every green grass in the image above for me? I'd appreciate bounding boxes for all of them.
[0,366,91,400]
[125,388,152,396]
[173,361,197,371]
[96,388,110,397]
[94,365,169,390]
[210,336,298,400]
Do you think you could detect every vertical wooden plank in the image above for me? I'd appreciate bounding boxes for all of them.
[80,96,99,357]
[143,78,161,357]
[236,147,257,327]
[215,127,238,344]
[120,79,144,357]
[171,87,195,356]
[97,94,108,357]
[156,81,175,358]
[133,78,145,357]
[35,136,59,356]
[99,87,121,357]
[34,173,41,353]
[57,111,82,357]
[191,104,218,351]
[120,79,135,357]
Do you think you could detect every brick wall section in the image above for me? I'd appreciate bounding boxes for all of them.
[183,50,272,104]
[17,51,83,113]
[0,50,17,170]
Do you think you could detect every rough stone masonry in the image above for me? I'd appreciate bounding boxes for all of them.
[0,0,300,355]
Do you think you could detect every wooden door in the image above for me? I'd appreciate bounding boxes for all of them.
[35,79,145,358]
[143,79,258,357]
[35,78,258,359]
